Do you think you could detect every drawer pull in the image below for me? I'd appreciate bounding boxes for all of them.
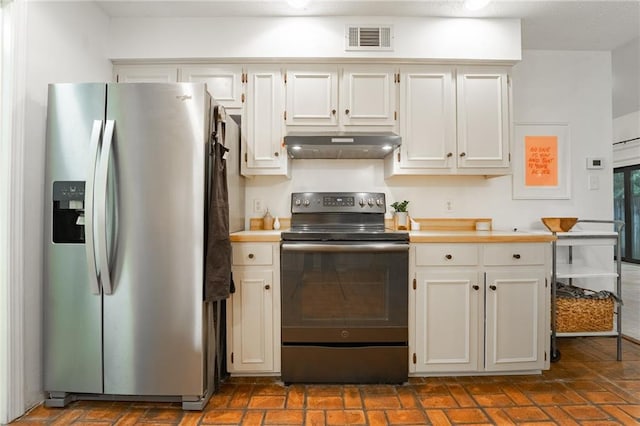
[248,253,254,259]
[445,254,453,260]
[265,285,270,290]
[513,254,521,259]
[472,285,479,291]
[489,285,497,291]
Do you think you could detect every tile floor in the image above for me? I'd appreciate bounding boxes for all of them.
[11,337,640,425]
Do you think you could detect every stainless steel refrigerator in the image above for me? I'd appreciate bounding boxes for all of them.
[43,82,244,409]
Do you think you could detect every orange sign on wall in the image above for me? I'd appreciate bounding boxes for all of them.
[525,136,558,186]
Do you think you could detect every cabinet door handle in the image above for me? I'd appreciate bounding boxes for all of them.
[459,152,466,157]
[345,109,350,115]
[445,254,453,260]
[446,152,453,158]
[332,109,336,115]
[489,285,497,291]
[248,253,254,259]
[513,253,521,259]
[274,152,279,157]
[472,285,480,291]
[265,285,271,290]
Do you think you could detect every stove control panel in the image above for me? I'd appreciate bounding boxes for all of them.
[291,192,386,213]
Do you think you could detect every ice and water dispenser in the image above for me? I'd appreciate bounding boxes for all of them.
[52,181,85,243]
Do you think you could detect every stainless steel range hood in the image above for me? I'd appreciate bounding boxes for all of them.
[284,132,401,159]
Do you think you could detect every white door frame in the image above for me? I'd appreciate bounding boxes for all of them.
[0,0,27,423]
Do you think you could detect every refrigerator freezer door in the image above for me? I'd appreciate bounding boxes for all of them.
[44,83,106,394]
[103,83,209,396]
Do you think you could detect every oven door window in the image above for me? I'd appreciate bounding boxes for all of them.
[281,243,408,328]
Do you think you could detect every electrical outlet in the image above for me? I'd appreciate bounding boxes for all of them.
[445,200,454,213]
[253,199,264,214]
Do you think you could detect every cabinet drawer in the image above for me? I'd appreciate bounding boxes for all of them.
[483,244,545,266]
[415,244,479,266]
[232,244,273,265]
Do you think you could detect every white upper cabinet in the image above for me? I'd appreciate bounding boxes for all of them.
[242,65,289,176]
[456,67,511,169]
[180,65,243,110]
[284,65,397,130]
[341,65,397,127]
[397,66,456,170]
[113,65,178,83]
[386,65,512,177]
[285,65,339,126]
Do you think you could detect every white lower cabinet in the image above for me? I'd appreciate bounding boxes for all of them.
[411,243,549,375]
[227,243,280,375]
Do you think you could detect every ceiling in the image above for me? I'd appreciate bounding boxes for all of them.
[95,0,640,51]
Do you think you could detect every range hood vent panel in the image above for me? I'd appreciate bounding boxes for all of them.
[284,132,401,159]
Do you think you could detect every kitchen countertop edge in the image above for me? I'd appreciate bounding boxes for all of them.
[230,230,557,243]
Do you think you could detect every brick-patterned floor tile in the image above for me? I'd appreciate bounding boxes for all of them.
[241,410,265,425]
[483,408,516,425]
[363,394,402,409]
[306,396,343,409]
[447,384,476,407]
[305,410,326,426]
[225,385,252,409]
[201,409,244,424]
[49,409,85,426]
[540,406,580,426]
[472,393,516,407]
[528,390,587,405]
[600,404,640,426]
[286,385,305,409]
[396,387,419,408]
[247,395,286,409]
[252,383,287,396]
[386,408,427,424]
[444,408,488,423]
[618,404,640,418]
[263,409,304,425]
[419,395,459,409]
[425,409,452,425]
[412,383,450,396]
[343,386,363,409]
[140,408,183,422]
[582,390,629,404]
[325,409,366,425]
[366,410,389,426]
[360,385,397,395]
[306,385,343,397]
[501,385,534,405]
[502,406,550,422]
[178,411,203,426]
[561,404,610,421]
[114,408,147,426]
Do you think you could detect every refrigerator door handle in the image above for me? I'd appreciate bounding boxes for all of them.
[85,120,103,295]
[96,119,115,295]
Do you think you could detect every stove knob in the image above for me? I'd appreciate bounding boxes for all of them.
[294,198,301,206]
[359,198,366,207]
[367,198,375,207]
[376,198,383,206]
[303,199,310,207]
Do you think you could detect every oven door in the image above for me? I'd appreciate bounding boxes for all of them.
[280,241,409,344]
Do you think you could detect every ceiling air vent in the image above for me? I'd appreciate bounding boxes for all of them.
[346,25,393,51]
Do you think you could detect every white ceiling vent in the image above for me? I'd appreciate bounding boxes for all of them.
[345,25,393,51]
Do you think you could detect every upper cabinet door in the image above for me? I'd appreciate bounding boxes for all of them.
[113,65,178,83]
[180,65,243,110]
[285,66,338,126]
[456,67,510,169]
[243,65,288,175]
[341,66,397,126]
[399,66,456,169]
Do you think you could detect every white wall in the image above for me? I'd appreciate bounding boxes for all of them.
[109,16,521,62]
[245,50,614,233]
[612,37,639,120]
[20,0,111,411]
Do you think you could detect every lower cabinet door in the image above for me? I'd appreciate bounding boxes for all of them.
[227,268,274,373]
[414,270,482,373]
[484,269,546,371]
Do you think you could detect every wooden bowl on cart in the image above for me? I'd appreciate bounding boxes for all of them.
[541,217,578,233]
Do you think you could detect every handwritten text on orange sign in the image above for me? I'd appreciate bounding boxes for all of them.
[525,136,558,186]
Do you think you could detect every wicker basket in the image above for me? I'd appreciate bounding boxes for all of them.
[555,296,614,332]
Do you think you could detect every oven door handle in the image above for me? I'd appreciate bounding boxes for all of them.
[281,243,409,253]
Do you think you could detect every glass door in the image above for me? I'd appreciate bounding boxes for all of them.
[614,164,640,263]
